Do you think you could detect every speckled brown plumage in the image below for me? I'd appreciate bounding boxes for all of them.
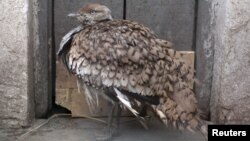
[58,3,207,136]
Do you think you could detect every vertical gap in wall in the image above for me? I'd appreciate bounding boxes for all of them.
[28,0,35,120]
[49,0,56,115]
[49,0,70,115]
[123,0,127,19]
[192,0,198,52]
[46,0,55,116]
[193,0,199,92]
[51,0,57,112]
[52,0,56,109]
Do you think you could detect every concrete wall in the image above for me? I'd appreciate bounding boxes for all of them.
[210,0,250,123]
[0,0,34,127]
[195,0,215,118]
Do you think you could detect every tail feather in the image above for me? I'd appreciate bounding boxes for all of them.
[152,97,208,137]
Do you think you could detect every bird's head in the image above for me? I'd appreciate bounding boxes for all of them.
[68,3,113,25]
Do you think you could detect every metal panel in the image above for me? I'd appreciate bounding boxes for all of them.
[126,0,195,51]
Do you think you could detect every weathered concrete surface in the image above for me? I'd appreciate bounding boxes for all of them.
[210,0,250,123]
[127,0,196,51]
[0,0,34,127]
[195,0,215,118]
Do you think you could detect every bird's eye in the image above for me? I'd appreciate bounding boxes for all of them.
[90,10,96,14]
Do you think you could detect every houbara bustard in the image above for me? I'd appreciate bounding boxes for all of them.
[57,3,207,140]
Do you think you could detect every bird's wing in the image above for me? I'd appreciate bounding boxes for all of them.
[57,25,84,71]
[67,20,191,98]
[65,19,206,134]
[57,25,84,56]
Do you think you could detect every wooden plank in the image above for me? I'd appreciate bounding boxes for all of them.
[126,0,196,51]
[56,62,78,89]
[56,51,195,117]
[56,88,117,117]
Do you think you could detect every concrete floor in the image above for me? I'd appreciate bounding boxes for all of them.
[0,115,205,141]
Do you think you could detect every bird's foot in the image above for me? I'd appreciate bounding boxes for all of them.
[95,127,118,141]
[95,133,111,141]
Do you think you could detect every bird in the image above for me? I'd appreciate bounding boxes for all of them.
[57,3,207,140]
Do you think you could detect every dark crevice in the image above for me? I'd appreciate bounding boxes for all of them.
[192,0,199,52]
[44,0,55,118]
[192,0,211,120]
[50,0,56,114]
[123,0,127,19]
[193,0,199,92]
[48,0,71,116]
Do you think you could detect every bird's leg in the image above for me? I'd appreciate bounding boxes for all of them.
[139,104,148,117]
[135,104,150,130]
[139,104,152,123]
[95,102,117,141]
[113,103,122,136]
[107,102,116,136]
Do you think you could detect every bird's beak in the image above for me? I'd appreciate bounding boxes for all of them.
[67,13,80,17]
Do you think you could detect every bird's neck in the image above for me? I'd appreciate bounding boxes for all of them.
[98,18,113,23]
[82,18,112,26]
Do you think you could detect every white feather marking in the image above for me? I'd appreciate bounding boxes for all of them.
[102,78,113,87]
[135,85,144,94]
[113,79,121,87]
[157,109,168,125]
[145,88,152,96]
[121,76,128,87]
[156,109,166,119]
[79,66,86,77]
[127,84,137,93]
[76,78,97,113]
[82,83,96,113]
[83,65,91,75]
[114,88,149,129]
[76,78,81,93]
[81,59,89,67]
[87,86,100,108]
[101,69,108,78]
[68,57,73,69]
[92,65,100,75]
[114,88,139,116]
[72,60,77,70]
[76,58,85,74]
